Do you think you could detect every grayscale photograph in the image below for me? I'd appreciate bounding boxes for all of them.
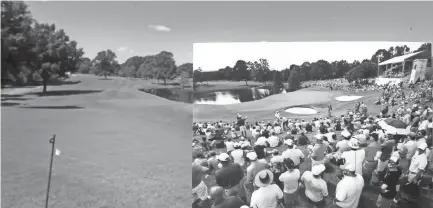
[192,41,433,208]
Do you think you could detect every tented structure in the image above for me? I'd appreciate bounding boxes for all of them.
[379,51,428,77]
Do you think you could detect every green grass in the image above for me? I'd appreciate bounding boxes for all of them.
[1,75,192,208]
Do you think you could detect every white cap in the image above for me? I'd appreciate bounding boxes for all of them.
[312,164,326,175]
[217,153,230,162]
[284,139,294,146]
[344,164,356,172]
[418,142,428,150]
[246,152,258,161]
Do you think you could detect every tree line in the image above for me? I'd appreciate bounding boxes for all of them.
[1,1,193,92]
[193,43,431,90]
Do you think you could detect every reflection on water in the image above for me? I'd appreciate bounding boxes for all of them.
[140,86,287,105]
[194,86,286,105]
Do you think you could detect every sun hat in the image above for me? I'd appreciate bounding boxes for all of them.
[341,130,351,138]
[348,138,360,149]
[246,152,258,161]
[241,142,250,148]
[418,142,428,150]
[217,153,230,162]
[233,142,241,148]
[312,164,326,176]
[254,169,274,187]
[284,139,294,146]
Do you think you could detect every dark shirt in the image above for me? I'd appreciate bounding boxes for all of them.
[381,168,402,199]
[254,145,267,159]
[285,134,295,141]
[215,163,244,189]
[305,124,313,132]
[237,118,246,126]
[212,196,245,208]
[297,135,310,145]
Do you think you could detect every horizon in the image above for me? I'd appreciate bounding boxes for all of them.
[194,42,427,72]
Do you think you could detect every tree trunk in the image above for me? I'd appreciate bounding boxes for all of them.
[43,78,48,93]
[245,80,248,86]
[104,74,107,80]
[163,78,167,85]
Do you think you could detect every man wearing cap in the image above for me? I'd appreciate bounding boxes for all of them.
[208,186,246,208]
[250,169,284,208]
[363,133,381,185]
[268,132,282,148]
[237,114,248,138]
[340,138,365,175]
[215,153,246,202]
[245,152,268,204]
[336,131,351,153]
[279,158,301,207]
[282,139,305,169]
[300,164,328,208]
[376,157,402,208]
[231,143,246,169]
[407,142,428,184]
[333,164,364,208]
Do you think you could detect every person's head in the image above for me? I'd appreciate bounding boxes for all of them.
[234,143,241,150]
[246,152,258,162]
[202,137,207,141]
[209,186,225,202]
[217,153,230,165]
[418,142,428,154]
[388,157,399,170]
[312,164,326,178]
[196,152,205,159]
[284,158,295,171]
[227,138,232,142]
[255,169,274,188]
[209,151,216,157]
[408,132,416,141]
[342,164,356,177]
[272,149,279,156]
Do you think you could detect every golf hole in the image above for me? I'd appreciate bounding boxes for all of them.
[285,107,318,115]
[335,96,363,102]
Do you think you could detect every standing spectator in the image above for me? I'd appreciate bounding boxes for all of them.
[376,157,402,208]
[407,143,428,183]
[215,153,246,202]
[340,138,365,175]
[231,143,246,169]
[279,158,301,208]
[250,169,284,208]
[282,139,305,169]
[192,163,210,207]
[310,136,328,168]
[245,152,269,203]
[300,164,328,208]
[333,164,364,208]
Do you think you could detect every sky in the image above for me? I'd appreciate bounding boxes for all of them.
[25,1,433,65]
[194,42,426,71]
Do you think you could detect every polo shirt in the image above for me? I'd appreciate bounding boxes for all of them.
[250,184,283,208]
[335,174,364,208]
[282,148,305,166]
[215,164,244,189]
[301,171,328,202]
[409,151,428,173]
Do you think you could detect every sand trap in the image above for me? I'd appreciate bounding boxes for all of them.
[285,107,318,115]
[335,96,363,102]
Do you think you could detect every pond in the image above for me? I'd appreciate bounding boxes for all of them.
[140,86,287,105]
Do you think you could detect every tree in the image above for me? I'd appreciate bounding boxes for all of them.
[310,60,333,80]
[273,70,283,89]
[152,51,176,85]
[92,49,118,79]
[78,57,92,74]
[287,69,301,91]
[179,71,190,89]
[233,60,249,85]
[177,62,193,78]
[193,68,203,84]
[345,61,378,82]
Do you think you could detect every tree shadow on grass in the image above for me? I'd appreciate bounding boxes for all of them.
[98,78,113,80]
[1,97,31,102]
[19,105,84,110]
[49,80,82,86]
[1,102,21,107]
[27,90,103,97]
[152,82,180,86]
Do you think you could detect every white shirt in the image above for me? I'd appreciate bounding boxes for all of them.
[409,151,428,173]
[274,126,282,134]
[340,149,365,175]
[231,149,245,166]
[301,171,328,202]
[335,174,365,208]
[275,112,280,119]
[404,140,418,159]
[250,184,283,208]
[282,148,305,166]
[268,136,280,148]
[279,169,301,193]
[257,137,268,146]
[419,120,429,131]
[225,141,235,152]
[270,155,284,164]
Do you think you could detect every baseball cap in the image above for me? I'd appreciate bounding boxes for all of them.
[344,164,356,172]
[217,153,230,162]
[246,152,258,161]
[312,164,326,175]
[418,142,428,150]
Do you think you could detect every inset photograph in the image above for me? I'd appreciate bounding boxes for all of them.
[192,41,433,208]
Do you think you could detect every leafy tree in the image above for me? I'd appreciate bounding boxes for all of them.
[177,62,193,78]
[273,70,283,89]
[310,60,333,80]
[179,71,190,89]
[345,61,378,82]
[92,49,118,79]
[152,51,176,85]
[193,68,203,84]
[78,57,92,74]
[233,60,249,85]
[287,69,301,91]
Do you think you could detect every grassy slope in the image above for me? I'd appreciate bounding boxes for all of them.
[1,75,192,208]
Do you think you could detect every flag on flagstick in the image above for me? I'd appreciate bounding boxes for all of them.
[55,148,61,156]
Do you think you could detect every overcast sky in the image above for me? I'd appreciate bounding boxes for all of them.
[26,1,433,65]
[194,42,426,71]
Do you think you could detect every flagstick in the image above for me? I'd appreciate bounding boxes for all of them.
[46,134,56,208]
